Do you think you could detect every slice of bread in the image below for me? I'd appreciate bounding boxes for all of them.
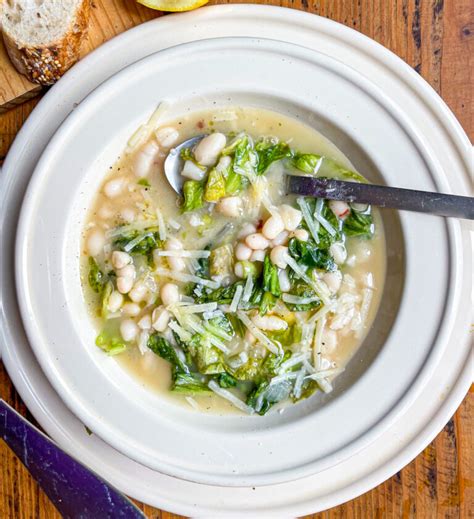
[1,0,91,85]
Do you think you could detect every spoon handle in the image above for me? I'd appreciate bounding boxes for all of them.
[287,176,474,220]
[0,399,144,518]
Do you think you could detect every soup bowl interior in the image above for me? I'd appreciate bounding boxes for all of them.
[16,38,456,486]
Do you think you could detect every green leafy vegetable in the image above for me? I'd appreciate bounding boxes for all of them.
[262,255,281,297]
[288,237,336,271]
[209,244,234,279]
[137,178,150,187]
[285,280,322,312]
[255,139,293,175]
[293,153,367,183]
[267,324,302,348]
[148,333,211,394]
[95,331,127,356]
[215,373,237,388]
[113,228,162,258]
[197,281,245,305]
[343,209,374,237]
[293,153,323,175]
[147,334,190,374]
[101,281,113,318]
[182,180,204,213]
[173,372,210,394]
[88,257,106,294]
[204,167,226,202]
[247,379,292,415]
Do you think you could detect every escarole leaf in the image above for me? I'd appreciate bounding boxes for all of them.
[293,153,368,184]
[343,208,374,238]
[113,227,162,257]
[293,153,323,175]
[88,257,107,293]
[255,139,293,175]
[95,330,127,356]
[288,237,336,272]
[247,379,292,415]
[182,180,204,213]
[204,167,226,202]
[147,333,190,373]
[147,333,210,394]
[262,255,281,297]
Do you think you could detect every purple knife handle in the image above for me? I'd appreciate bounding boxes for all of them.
[0,399,145,518]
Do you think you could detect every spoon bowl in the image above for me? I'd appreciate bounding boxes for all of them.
[164,135,204,194]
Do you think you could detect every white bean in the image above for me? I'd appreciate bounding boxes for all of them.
[86,229,105,256]
[133,140,160,178]
[122,302,141,317]
[279,204,302,231]
[103,177,125,199]
[107,291,124,312]
[216,155,231,173]
[168,256,186,272]
[111,251,132,269]
[235,242,252,261]
[160,283,180,306]
[137,314,152,330]
[120,208,136,223]
[270,245,289,269]
[98,205,114,219]
[165,238,185,271]
[194,133,226,166]
[216,196,242,218]
[181,160,206,181]
[250,250,266,262]
[166,237,183,250]
[329,200,350,219]
[323,270,343,294]
[245,233,270,250]
[116,276,134,294]
[330,242,347,265]
[120,319,139,341]
[237,223,257,239]
[116,264,136,279]
[271,231,289,247]
[152,306,170,332]
[278,269,291,292]
[129,282,148,303]
[262,213,285,240]
[252,314,288,331]
[234,262,245,278]
[292,229,309,242]
[155,127,179,148]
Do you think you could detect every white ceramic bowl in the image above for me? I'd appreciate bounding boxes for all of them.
[15,37,472,487]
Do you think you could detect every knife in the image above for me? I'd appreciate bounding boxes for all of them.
[287,176,474,220]
[0,399,145,518]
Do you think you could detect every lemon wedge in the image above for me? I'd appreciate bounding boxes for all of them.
[138,0,209,12]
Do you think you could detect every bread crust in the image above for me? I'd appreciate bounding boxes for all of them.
[2,0,91,85]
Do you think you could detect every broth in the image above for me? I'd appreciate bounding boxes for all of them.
[81,106,385,415]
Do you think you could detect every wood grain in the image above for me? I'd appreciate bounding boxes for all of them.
[0,0,472,517]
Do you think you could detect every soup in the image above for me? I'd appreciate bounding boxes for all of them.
[82,106,385,415]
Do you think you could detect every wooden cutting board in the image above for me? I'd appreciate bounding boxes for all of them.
[0,0,161,113]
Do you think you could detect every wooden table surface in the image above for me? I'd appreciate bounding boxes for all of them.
[0,1,472,517]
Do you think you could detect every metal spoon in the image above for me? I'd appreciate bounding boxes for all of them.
[164,135,204,193]
[164,135,474,219]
